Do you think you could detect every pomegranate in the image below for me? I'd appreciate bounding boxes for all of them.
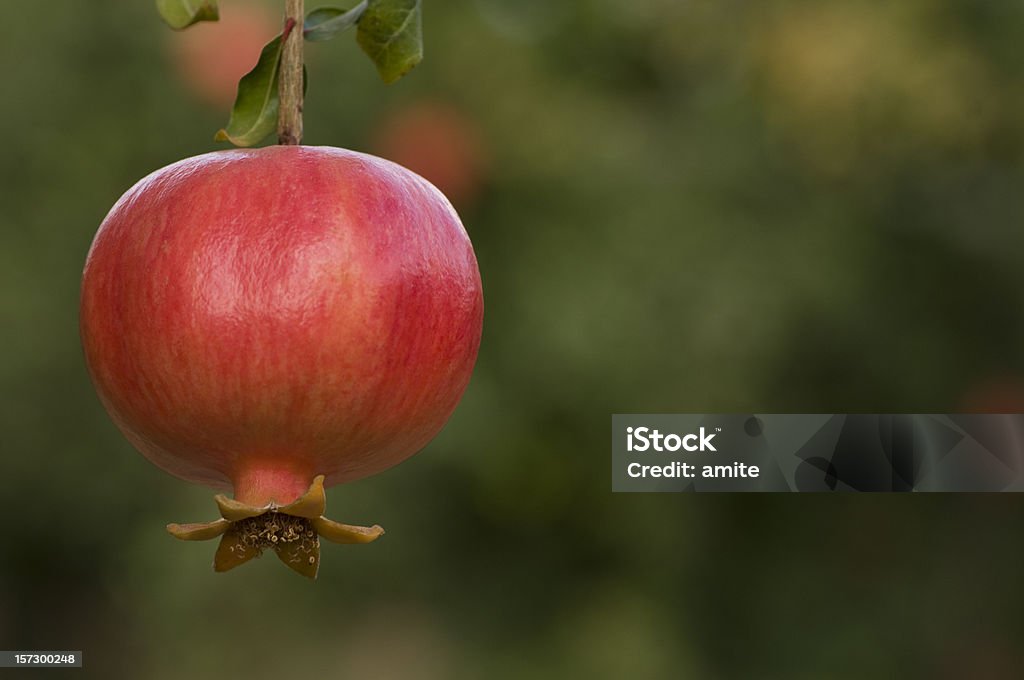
[371,101,486,209]
[960,377,1024,413]
[80,145,483,577]
[169,0,279,108]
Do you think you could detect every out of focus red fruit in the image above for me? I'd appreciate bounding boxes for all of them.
[959,377,1024,413]
[371,101,485,208]
[169,0,279,108]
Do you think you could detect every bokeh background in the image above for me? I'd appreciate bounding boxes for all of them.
[3,0,1024,677]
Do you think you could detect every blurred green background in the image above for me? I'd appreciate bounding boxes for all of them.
[3,0,1024,677]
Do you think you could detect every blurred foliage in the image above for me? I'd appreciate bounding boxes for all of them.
[2,0,1024,677]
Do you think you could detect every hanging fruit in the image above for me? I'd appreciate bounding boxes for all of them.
[80,0,483,578]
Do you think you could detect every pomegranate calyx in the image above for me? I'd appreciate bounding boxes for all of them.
[313,517,386,544]
[277,474,327,519]
[167,518,232,541]
[214,494,269,521]
[215,512,320,578]
[166,474,384,579]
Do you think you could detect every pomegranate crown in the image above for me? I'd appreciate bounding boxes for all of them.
[168,475,384,579]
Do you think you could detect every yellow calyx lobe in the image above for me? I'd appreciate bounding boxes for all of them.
[166,474,384,579]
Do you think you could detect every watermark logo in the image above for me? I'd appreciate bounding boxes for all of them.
[613,414,1024,492]
[626,426,718,452]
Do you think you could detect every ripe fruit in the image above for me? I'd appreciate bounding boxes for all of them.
[371,101,485,209]
[169,0,279,108]
[80,145,483,577]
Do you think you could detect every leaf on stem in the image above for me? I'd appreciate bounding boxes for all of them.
[356,0,423,84]
[215,36,284,147]
[156,0,219,30]
[304,3,369,43]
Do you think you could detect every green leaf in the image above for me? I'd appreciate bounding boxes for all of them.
[215,36,283,147]
[305,3,368,43]
[155,0,219,30]
[356,0,423,84]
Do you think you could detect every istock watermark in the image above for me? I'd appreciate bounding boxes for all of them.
[612,414,1024,492]
[625,426,718,452]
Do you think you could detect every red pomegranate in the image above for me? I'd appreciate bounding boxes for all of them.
[169,0,279,108]
[959,377,1024,413]
[80,146,483,577]
[371,101,486,209]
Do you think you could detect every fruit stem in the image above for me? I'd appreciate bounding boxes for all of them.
[277,0,304,145]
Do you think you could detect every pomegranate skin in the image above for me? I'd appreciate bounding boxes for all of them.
[81,146,483,506]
